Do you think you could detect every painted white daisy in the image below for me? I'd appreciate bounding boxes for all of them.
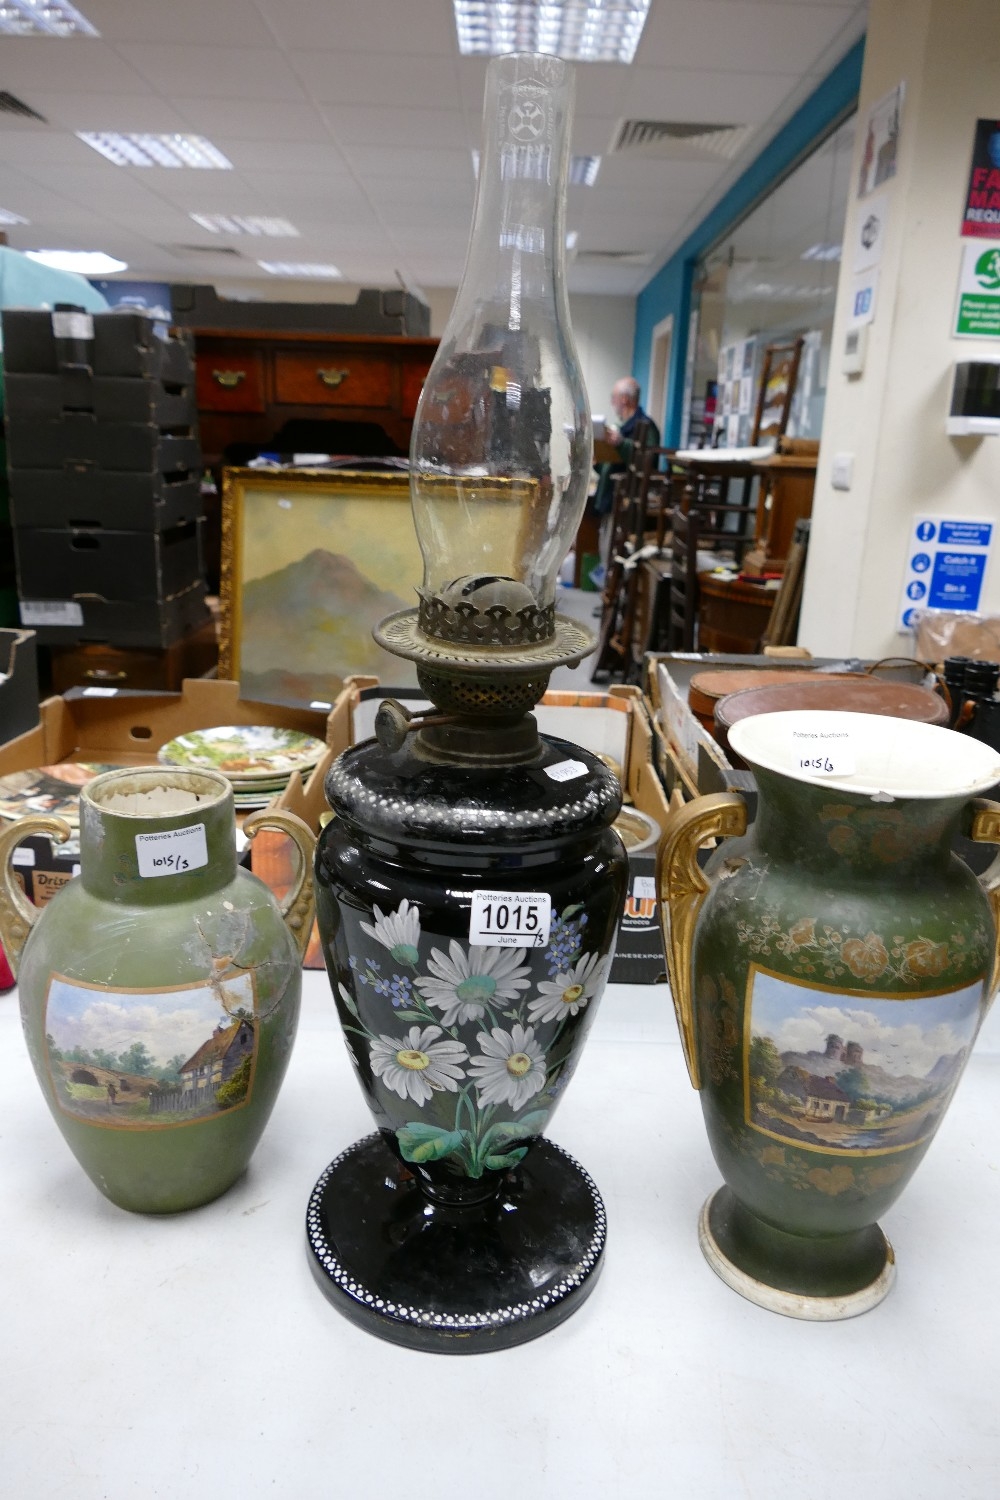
[360,898,421,967]
[468,1023,546,1111]
[415,940,532,1026]
[369,1025,468,1105]
[527,951,612,1026]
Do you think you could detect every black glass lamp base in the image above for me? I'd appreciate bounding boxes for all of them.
[306,1133,607,1354]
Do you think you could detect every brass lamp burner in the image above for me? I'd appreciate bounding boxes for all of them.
[417,578,555,648]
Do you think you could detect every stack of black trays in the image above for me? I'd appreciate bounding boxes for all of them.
[3,305,207,648]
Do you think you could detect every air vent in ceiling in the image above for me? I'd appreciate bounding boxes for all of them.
[611,119,751,162]
[578,249,652,267]
[171,244,243,257]
[0,91,46,123]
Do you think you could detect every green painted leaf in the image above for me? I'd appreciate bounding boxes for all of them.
[561,904,584,918]
[478,1110,548,1158]
[485,1147,528,1171]
[392,1009,427,1023]
[396,1122,468,1164]
[336,983,359,1019]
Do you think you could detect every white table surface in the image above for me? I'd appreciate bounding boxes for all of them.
[3,969,1000,1500]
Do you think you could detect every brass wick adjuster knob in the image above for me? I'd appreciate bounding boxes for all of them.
[374,699,454,754]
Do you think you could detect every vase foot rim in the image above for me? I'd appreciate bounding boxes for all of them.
[306,1133,606,1353]
[697,1189,896,1321]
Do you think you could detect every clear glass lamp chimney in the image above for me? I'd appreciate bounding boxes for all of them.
[409,52,591,634]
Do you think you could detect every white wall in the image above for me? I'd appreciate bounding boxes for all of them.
[798,0,1000,658]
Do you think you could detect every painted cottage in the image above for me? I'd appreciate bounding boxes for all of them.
[179,1018,254,1095]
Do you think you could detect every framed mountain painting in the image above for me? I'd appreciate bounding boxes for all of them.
[219,467,422,707]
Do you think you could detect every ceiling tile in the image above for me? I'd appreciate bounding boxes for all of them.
[14,92,191,133]
[340,144,473,182]
[0,37,150,93]
[323,106,471,150]
[289,50,461,108]
[637,0,856,75]
[172,99,328,144]
[257,0,455,56]
[116,43,307,103]
[85,0,275,46]
[362,176,476,209]
[219,141,352,175]
[621,65,811,123]
[233,171,377,213]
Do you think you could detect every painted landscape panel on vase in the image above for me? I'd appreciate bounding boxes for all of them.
[44,971,258,1129]
[745,967,982,1155]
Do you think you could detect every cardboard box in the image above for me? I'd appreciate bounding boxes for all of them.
[0,677,334,776]
[262,680,672,984]
[19,580,209,649]
[3,372,194,429]
[0,680,336,945]
[0,627,40,745]
[1,308,193,381]
[9,468,202,533]
[6,415,199,474]
[15,520,203,604]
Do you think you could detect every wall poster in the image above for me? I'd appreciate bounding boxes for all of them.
[960,119,1000,238]
[857,83,904,199]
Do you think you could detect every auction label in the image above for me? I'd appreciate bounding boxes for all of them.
[20,599,84,628]
[469,889,551,949]
[135,823,208,878]
[544,759,588,783]
[791,729,856,778]
[51,310,93,340]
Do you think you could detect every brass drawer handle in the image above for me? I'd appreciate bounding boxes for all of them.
[84,668,128,681]
[212,369,246,388]
[317,367,350,388]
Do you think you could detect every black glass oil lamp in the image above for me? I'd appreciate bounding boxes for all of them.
[307,52,628,1352]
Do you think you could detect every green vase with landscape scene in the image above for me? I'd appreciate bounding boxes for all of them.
[0,766,315,1214]
[657,709,1000,1319]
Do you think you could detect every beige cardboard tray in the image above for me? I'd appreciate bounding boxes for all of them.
[0,677,339,774]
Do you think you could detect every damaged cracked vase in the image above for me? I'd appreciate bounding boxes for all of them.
[0,766,315,1213]
[658,709,1000,1320]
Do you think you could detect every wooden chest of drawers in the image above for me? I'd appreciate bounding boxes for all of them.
[193,328,438,462]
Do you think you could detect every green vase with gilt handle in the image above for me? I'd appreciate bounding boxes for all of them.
[657,709,1000,1320]
[0,766,315,1214]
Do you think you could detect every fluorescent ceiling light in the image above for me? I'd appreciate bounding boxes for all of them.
[26,249,127,274]
[455,1,650,64]
[257,261,342,279]
[0,0,97,36]
[0,207,28,225]
[78,133,232,169]
[801,243,842,262]
[472,149,599,185]
[190,213,299,237]
[569,155,601,186]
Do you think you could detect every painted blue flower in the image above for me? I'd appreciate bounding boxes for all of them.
[373,973,414,1007]
[545,910,588,976]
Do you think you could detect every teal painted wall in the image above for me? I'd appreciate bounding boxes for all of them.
[632,37,866,446]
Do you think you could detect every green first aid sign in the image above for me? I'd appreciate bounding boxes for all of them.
[955,242,1000,335]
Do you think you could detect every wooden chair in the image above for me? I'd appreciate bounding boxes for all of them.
[592,424,672,680]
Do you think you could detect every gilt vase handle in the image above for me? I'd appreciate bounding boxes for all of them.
[0,816,74,977]
[970,798,1000,1008]
[656,793,747,1089]
[241,809,317,960]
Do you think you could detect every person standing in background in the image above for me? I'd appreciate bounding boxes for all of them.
[591,378,660,583]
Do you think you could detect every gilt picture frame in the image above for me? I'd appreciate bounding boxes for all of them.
[219,467,422,707]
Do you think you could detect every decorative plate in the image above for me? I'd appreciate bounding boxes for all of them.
[158,726,326,779]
